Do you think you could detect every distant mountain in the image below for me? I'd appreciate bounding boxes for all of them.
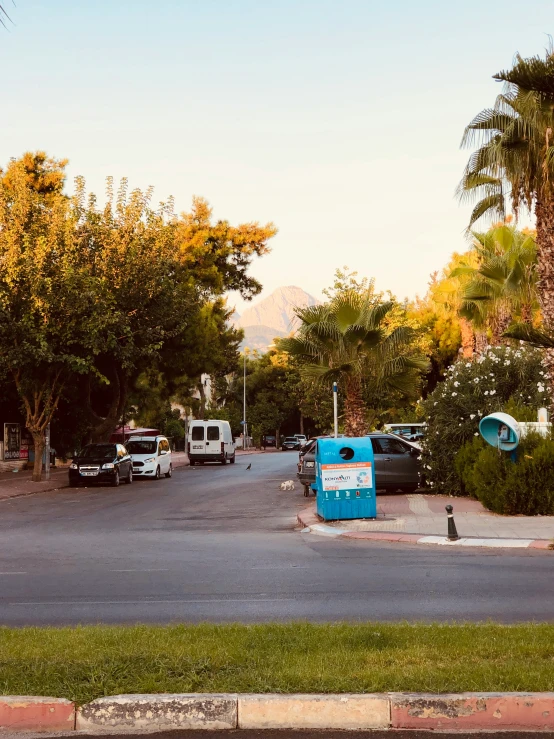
[237,286,319,334]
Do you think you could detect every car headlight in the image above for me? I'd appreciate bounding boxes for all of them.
[70,463,78,470]
[305,461,315,468]
[102,463,115,470]
[144,457,155,463]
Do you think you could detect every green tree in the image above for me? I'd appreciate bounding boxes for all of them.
[0,158,116,480]
[280,291,428,436]
[458,48,554,374]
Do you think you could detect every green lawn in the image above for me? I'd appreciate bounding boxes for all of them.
[1,623,554,704]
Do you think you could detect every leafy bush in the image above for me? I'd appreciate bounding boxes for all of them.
[456,434,554,515]
[421,344,549,495]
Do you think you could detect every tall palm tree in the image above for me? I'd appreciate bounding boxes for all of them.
[449,223,538,344]
[279,291,428,436]
[458,48,554,371]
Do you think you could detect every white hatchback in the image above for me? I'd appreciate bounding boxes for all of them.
[127,436,172,479]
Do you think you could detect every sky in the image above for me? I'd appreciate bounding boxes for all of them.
[1,0,550,313]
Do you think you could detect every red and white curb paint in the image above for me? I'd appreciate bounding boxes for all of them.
[3,693,554,732]
[298,507,553,549]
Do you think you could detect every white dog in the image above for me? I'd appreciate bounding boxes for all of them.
[280,480,295,491]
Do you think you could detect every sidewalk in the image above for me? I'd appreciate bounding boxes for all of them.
[298,494,554,549]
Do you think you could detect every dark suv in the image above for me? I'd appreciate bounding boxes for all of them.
[297,434,420,496]
[69,443,133,487]
[262,434,277,448]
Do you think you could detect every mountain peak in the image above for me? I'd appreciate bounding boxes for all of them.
[237,286,319,334]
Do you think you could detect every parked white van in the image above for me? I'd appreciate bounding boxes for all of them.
[127,435,172,479]
[188,420,235,465]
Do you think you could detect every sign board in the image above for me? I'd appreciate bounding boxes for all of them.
[3,423,21,461]
[320,461,373,491]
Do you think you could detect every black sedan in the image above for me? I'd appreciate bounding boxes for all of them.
[69,443,133,487]
[281,436,301,451]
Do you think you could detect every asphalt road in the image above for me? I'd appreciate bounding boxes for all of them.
[1,452,554,626]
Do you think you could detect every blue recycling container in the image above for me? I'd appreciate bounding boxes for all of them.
[315,437,377,521]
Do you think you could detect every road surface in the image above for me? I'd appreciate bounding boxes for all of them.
[1,453,553,625]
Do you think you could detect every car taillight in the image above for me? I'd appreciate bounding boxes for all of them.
[221,441,224,455]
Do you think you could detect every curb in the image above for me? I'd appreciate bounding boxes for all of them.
[3,693,554,732]
[297,505,554,550]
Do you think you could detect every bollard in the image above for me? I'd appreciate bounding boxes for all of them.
[445,504,459,541]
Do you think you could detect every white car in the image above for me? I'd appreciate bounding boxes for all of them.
[127,435,172,479]
[294,434,308,447]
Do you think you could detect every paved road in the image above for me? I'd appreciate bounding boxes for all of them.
[1,453,554,625]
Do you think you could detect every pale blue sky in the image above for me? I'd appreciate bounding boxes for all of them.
[1,0,550,312]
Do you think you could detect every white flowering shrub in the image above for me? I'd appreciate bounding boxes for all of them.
[421,344,548,496]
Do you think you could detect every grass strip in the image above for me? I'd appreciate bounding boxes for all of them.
[1,622,554,704]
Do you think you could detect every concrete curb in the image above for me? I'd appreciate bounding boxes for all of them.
[4,693,554,732]
[0,696,75,732]
[297,504,554,550]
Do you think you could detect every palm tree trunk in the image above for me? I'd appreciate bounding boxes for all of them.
[535,199,554,398]
[343,376,368,437]
[490,304,512,345]
[460,318,474,358]
[474,331,488,355]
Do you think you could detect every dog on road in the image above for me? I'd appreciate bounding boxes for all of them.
[280,480,295,491]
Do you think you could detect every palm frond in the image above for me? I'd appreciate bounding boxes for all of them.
[503,322,554,348]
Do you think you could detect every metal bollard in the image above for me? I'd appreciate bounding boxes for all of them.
[445,504,459,541]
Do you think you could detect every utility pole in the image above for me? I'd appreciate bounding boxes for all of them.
[243,349,247,449]
[44,423,51,481]
[333,382,338,438]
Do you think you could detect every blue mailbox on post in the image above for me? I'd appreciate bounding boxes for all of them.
[315,437,377,521]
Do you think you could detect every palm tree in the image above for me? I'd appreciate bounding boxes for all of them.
[458,48,554,368]
[449,223,538,344]
[279,291,428,436]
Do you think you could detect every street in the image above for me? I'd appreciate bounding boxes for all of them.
[1,453,554,626]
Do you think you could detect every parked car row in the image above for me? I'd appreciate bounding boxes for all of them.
[68,434,173,487]
[296,433,421,496]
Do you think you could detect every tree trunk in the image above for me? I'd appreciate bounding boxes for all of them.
[300,412,304,436]
[343,376,368,437]
[460,318,474,358]
[275,427,280,449]
[490,304,512,345]
[521,303,533,324]
[31,431,44,482]
[474,331,488,355]
[535,199,554,399]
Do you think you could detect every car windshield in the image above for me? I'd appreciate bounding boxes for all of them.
[127,440,156,454]
[285,437,297,442]
[79,444,116,460]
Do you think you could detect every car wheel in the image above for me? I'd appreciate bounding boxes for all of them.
[403,485,418,494]
[111,471,120,487]
[220,457,227,465]
[190,460,195,466]
[230,455,235,464]
[165,464,172,478]
[155,465,161,480]
[125,468,133,484]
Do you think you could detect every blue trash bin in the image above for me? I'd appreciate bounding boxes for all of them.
[315,437,377,521]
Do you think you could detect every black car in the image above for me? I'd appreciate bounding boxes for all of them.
[297,433,421,496]
[281,436,301,451]
[262,434,277,448]
[69,443,133,487]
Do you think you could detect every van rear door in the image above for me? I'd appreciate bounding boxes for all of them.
[206,424,221,455]
[190,424,206,455]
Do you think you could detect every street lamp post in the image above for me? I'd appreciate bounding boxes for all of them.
[333,382,338,438]
[243,349,247,449]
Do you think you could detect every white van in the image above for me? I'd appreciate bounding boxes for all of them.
[188,420,235,465]
[127,435,172,479]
